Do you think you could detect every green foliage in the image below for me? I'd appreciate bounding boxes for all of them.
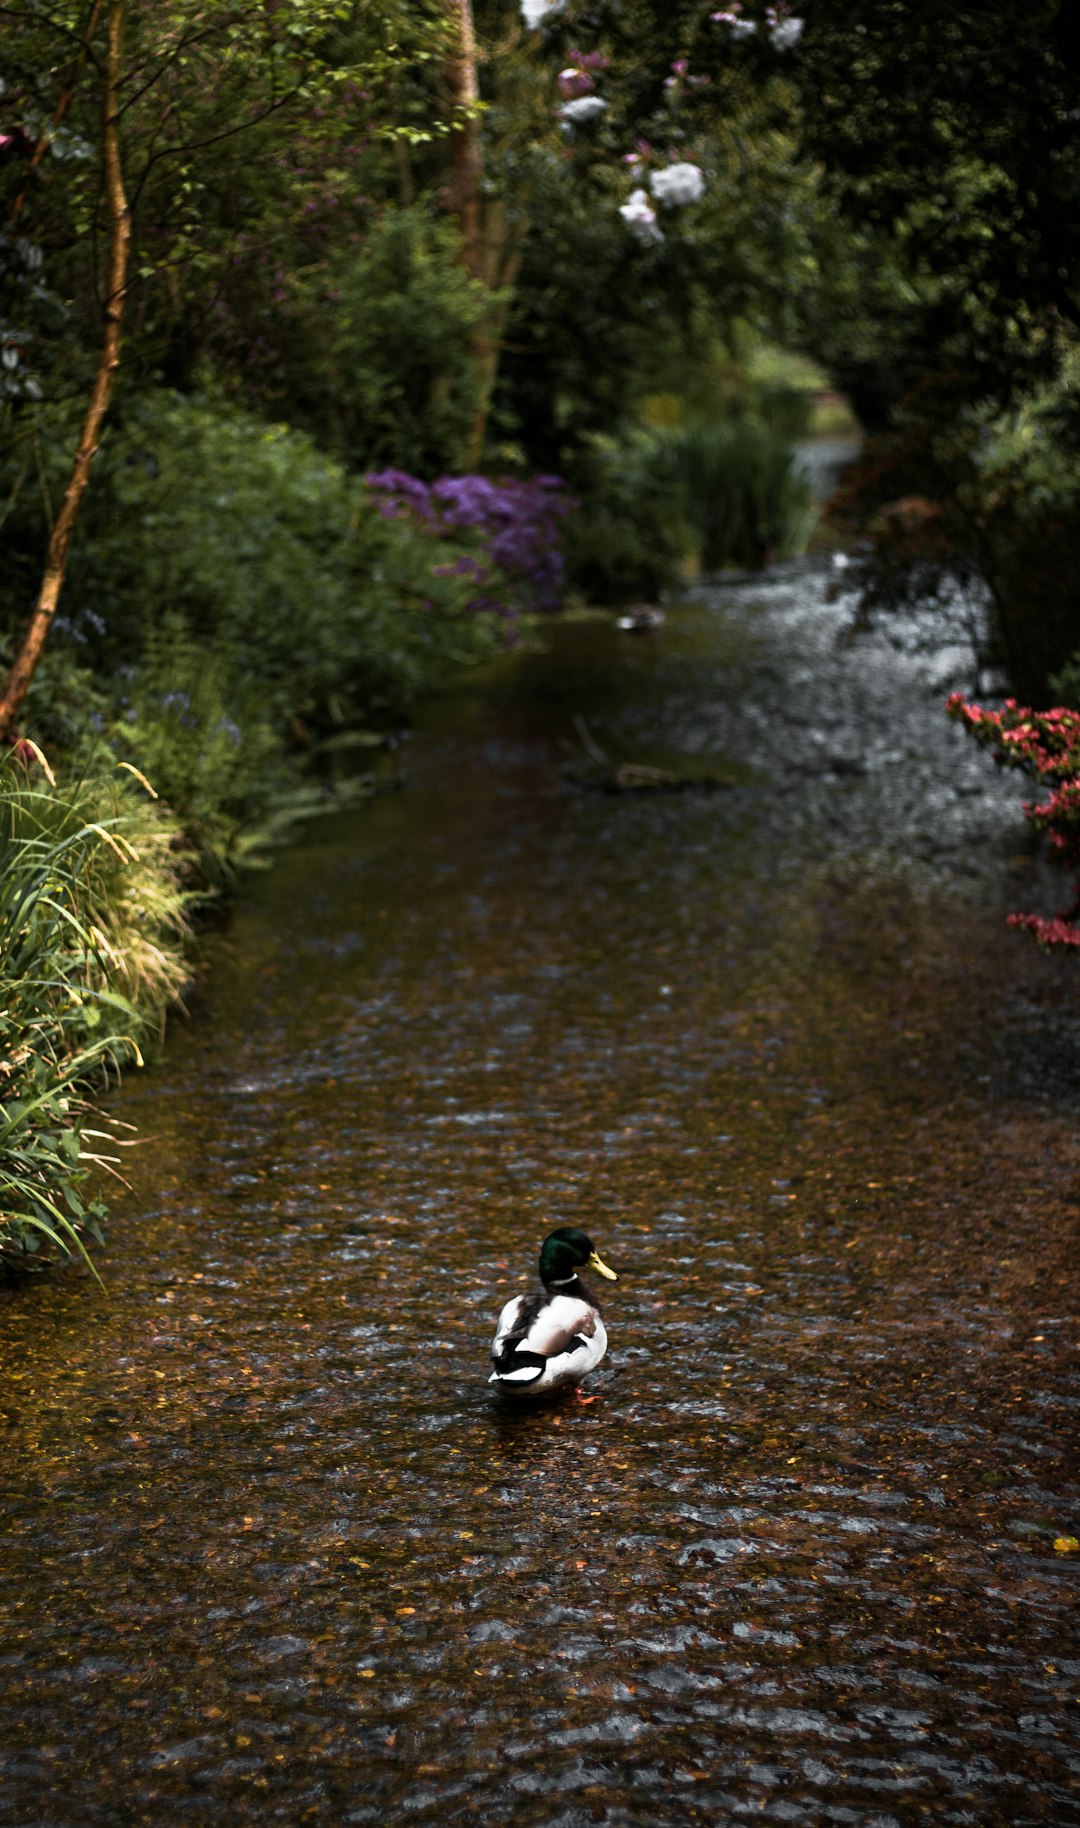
[221,208,491,477]
[494,121,818,465]
[0,1,450,411]
[795,5,1080,419]
[562,432,693,606]
[1050,656,1080,715]
[973,372,1080,698]
[835,357,1080,699]
[110,625,292,890]
[562,345,819,603]
[48,390,504,720]
[0,750,190,1270]
[0,389,509,890]
[563,403,816,605]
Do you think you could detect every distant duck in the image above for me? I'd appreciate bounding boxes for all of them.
[616,605,665,633]
[489,1227,618,1400]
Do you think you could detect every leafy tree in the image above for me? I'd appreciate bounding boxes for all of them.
[0,0,129,736]
[0,0,448,725]
[793,2,1080,420]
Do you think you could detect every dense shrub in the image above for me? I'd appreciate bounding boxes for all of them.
[6,391,506,728]
[1050,653,1080,713]
[213,208,491,477]
[560,432,693,607]
[975,389,1080,697]
[1,392,569,914]
[557,354,820,605]
[112,625,293,888]
[561,401,817,606]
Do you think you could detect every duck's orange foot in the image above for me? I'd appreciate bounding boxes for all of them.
[573,1390,600,1406]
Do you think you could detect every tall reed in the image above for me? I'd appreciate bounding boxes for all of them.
[659,416,816,571]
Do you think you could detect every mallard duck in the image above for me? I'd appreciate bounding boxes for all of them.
[489,1227,618,1399]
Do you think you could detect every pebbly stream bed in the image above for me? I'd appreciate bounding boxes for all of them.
[2,563,1079,1826]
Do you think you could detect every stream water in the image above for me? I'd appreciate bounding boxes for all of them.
[2,565,1079,1827]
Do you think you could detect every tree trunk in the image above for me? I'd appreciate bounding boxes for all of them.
[0,0,130,741]
[442,0,531,465]
[444,0,483,280]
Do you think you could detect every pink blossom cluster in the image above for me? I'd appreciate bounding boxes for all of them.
[947,693,1080,951]
[665,58,710,91]
[710,6,804,49]
[557,48,610,98]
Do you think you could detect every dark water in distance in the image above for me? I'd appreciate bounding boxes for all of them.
[3,568,1079,1826]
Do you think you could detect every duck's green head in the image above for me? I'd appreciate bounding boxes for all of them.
[539,1226,618,1288]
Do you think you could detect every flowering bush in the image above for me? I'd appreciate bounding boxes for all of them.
[711,5,804,47]
[365,471,572,617]
[771,16,804,51]
[650,162,706,208]
[947,694,1080,950]
[520,0,565,27]
[557,66,595,100]
[713,13,758,40]
[558,95,608,128]
[619,188,663,243]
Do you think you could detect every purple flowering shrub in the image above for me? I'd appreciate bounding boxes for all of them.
[365,470,571,617]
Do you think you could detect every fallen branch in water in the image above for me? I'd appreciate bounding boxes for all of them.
[563,716,739,795]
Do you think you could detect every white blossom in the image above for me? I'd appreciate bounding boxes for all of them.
[728,19,757,38]
[649,161,706,208]
[520,0,565,27]
[558,95,608,126]
[771,17,804,50]
[619,188,664,243]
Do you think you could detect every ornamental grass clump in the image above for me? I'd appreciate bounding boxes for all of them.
[659,419,816,571]
[0,749,190,1270]
[947,694,1080,951]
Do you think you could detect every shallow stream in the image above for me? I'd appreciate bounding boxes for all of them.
[3,567,1079,1825]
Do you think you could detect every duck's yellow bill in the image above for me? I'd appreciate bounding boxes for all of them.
[588,1250,618,1281]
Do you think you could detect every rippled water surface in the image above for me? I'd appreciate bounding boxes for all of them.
[3,570,1079,1826]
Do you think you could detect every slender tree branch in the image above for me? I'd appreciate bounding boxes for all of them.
[129,85,305,208]
[7,0,104,230]
[0,0,131,740]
